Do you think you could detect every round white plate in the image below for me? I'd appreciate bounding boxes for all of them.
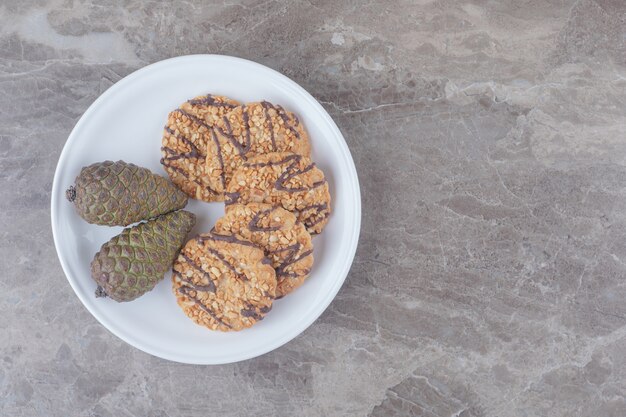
[50,55,361,364]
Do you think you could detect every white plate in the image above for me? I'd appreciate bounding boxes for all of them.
[50,55,361,364]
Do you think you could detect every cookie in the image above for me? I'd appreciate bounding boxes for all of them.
[225,152,331,234]
[160,94,239,202]
[205,101,311,197]
[214,203,314,297]
[172,232,276,331]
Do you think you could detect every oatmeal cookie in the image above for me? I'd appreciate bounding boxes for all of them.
[205,101,311,196]
[160,94,239,202]
[225,152,331,234]
[172,231,276,331]
[214,203,313,297]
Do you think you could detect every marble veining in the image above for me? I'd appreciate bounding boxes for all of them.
[1,0,625,416]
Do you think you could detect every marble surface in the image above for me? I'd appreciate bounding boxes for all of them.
[2,0,626,416]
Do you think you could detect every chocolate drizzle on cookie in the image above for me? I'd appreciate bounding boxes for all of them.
[215,102,304,166]
[187,94,237,108]
[271,244,313,278]
[241,104,251,151]
[178,285,232,329]
[161,146,199,161]
[173,108,208,130]
[248,208,281,232]
[207,247,243,278]
[224,191,241,205]
[176,254,217,293]
[216,115,250,157]
[162,126,203,158]
[160,124,220,195]
[279,268,311,278]
[275,159,317,192]
[168,108,230,193]
[197,232,260,280]
[226,154,330,231]
[240,308,262,320]
[275,103,302,140]
[241,302,272,321]
[244,154,322,194]
[300,203,330,230]
[245,152,300,168]
[244,153,321,193]
[240,304,264,321]
[260,101,277,150]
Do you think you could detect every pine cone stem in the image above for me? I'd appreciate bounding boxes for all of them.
[65,186,76,202]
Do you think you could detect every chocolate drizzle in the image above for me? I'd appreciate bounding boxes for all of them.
[163,109,225,194]
[222,116,232,136]
[216,116,249,156]
[271,244,313,278]
[242,153,324,193]
[206,247,241,277]
[224,191,241,205]
[161,146,201,161]
[241,104,251,152]
[187,95,237,108]
[211,101,303,173]
[306,211,330,228]
[279,268,311,278]
[260,101,277,150]
[240,306,263,321]
[248,208,281,232]
[301,203,328,212]
[228,155,330,230]
[178,285,232,329]
[177,254,217,293]
[275,160,317,192]
[275,104,301,140]
[192,234,251,279]
[246,153,301,168]
[258,153,324,193]
[299,203,330,229]
[241,302,272,321]
[160,124,220,194]
[173,108,209,129]
[161,147,186,161]
[311,179,327,188]
[163,126,202,157]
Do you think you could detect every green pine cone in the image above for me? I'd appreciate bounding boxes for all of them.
[66,160,188,226]
[91,210,196,302]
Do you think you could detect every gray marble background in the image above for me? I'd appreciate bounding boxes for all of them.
[2,0,626,416]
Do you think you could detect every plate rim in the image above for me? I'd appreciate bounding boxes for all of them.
[50,54,361,364]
